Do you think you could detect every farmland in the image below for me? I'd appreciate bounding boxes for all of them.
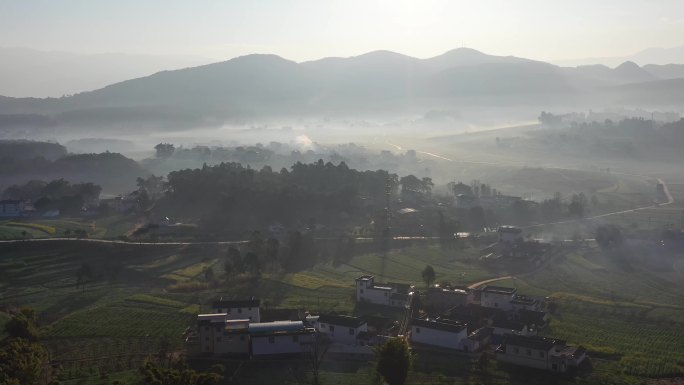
[1,229,683,384]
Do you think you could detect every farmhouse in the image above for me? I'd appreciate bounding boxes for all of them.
[410,318,469,351]
[0,200,25,217]
[498,226,523,243]
[249,321,315,358]
[355,275,414,308]
[197,314,250,356]
[426,284,475,312]
[490,319,535,344]
[314,314,368,346]
[509,295,542,311]
[495,334,586,372]
[480,286,517,310]
[212,298,261,322]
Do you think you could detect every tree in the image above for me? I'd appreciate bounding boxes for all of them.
[596,225,624,250]
[375,337,411,385]
[225,247,244,275]
[139,358,223,385]
[76,262,93,291]
[4,308,39,341]
[421,265,436,288]
[154,143,175,158]
[0,338,49,385]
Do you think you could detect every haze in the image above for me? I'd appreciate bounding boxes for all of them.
[1,2,684,385]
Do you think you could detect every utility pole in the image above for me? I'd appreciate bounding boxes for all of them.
[379,177,392,282]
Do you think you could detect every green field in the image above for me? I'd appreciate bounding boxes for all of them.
[2,233,683,384]
[0,214,138,240]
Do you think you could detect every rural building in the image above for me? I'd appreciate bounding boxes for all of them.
[197,314,250,356]
[0,200,25,217]
[495,334,586,372]
[212,298,261,322]
[249,321,315,358]
[490,319,535,344]
[355,275,414,308]
[480,286,517,310]
[410,318,469,351]
[509,295,543,311]
[463,326,493,352]
[314,314,368,346]
[426,284,475,311]
[454,194,479,209]
[515,309,549,330]
[498,226,523,243]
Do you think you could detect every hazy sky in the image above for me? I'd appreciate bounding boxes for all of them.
[2,0,684,62]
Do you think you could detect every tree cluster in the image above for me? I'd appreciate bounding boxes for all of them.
[3,178,102,214]
[161,160,398,234]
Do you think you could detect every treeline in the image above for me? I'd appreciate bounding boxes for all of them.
[532,116,684,159]
[0,151,147,193]
[0,139,66,161]
[159,160,397,235]
[2,179,102,215]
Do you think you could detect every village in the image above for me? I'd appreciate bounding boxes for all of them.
[187,226,587,376]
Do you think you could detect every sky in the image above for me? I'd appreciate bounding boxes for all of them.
[1,0,684,62]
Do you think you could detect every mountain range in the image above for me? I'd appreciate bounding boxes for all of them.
[1,47,683,132]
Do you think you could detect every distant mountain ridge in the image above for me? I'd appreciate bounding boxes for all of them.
[1,47,683,129]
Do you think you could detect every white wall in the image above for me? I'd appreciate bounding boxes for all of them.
[213,307,260,323]
[214,333,250,355]
[357,286,391,305]
[317,322,368,345]
[481,292,514,311]
[410,325,467,350]
[251,333,313,356]
[497,345,552,370]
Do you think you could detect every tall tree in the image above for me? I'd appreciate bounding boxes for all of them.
[375,338,412,385]
[421,265,436,288]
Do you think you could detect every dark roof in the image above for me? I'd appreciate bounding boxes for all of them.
[482,286,516,295]
[356,275,374,281]
[261,308,302,322]
[511,295,538,305]
[503,334,565,351]
[390,292,409,301]
[468,326,493,341]
[387,282,411,293]
[212,298,260,309]
[517,309,547,325]
[448,304,505,319]
[492,319,526,331]
[318,314,366,328]
[412,318,467,334]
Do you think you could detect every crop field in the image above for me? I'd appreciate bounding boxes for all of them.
[544,312,684,380]
[2,232,683,384]
[0,214,137,240]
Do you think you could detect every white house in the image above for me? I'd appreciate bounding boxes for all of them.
[249,321,315,358]
[498,226,523,243]
[496,334,586,372]
[480,286,517,311]
[197,314,250,356]
[212,298,261,322]
[410,318,468,351]
[356,275,413,308]
[0,200,25,217]
[314,314,368,346]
